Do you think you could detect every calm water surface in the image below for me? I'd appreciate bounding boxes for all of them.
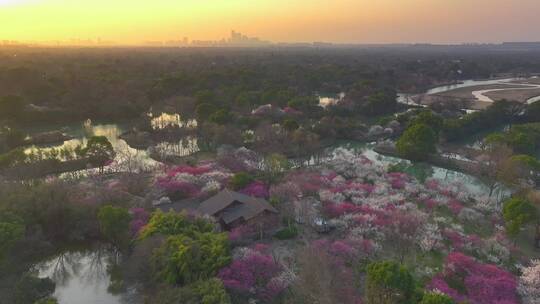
[36,248,140,304]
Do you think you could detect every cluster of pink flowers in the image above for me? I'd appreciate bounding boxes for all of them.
[217,147,260,173]
[239,181,269,198]
[269,182,302,203]
[313,238,373,263]
[447,199,464,215]
[129,207,150,237]
[442,229,483,251]
[308,240,366,302]
[285,170,332,196]
[428,252,518,304]
[422,198,440,211]
[387,172,408,189]
[323,201,362,218]
[156,164,231,199]
[228,225,258,243]
[218,245,289,301]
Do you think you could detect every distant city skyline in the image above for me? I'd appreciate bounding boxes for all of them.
[1,0,540,45]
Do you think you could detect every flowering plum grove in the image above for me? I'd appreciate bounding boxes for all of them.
[127,147,535,303]
[240,147,530,303]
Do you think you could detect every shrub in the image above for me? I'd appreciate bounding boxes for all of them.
[218,248,287,301]
[396,123,437,161]
[14,275,55,304]
[365,260,415,304]
[274,226,298,240]
[97,205,131,248]
[0,213,25,258]
[140,210,215,239]
[420,292,455,304]
[153,279,231,304]
[0,148,27,169]
[239,181,269,198]
[427,252,518,304]
[502,197,538,237]
[229,172,254,191]
[152,233,231,284]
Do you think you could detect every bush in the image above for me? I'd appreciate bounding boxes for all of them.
[154,279,231,304]
[274,226,298,240]
[139,210,215,240]
[282,118,299,131]
[0,148,27,169]
[365,260,415,304]
[14,275,55,304]
[209,109,234,125]
[97,205,131,248]
[396,123,437,161]
[0,213,25,259]
[502,197,538,237]
[229,172,254,191]
[152,233,231,284]
[420,292,455,304]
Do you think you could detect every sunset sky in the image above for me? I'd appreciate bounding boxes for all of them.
[1,0,540,45]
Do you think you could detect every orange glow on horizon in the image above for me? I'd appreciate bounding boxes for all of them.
[1,0,540,45]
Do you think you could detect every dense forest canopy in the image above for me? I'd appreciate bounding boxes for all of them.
[2,46,540,123]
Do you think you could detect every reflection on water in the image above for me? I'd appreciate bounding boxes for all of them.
[319,92,345,107]
[22,119,203,175]
[333,142,493,196]
[150,112,197,130]
[151,136,200,158]
[36,248,138,304]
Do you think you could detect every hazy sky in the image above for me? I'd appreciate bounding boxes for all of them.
[1,0,540,44]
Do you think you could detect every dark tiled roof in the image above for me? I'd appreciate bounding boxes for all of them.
[197,189,277,224]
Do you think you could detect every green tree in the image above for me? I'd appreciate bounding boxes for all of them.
[0,95,25,119]
[502,197,538,237]
[282,118,300,132]
[365,261,416,304]
[262,153,290,184]
[411,110,443,135]
[195,90,215,106]
[364,90,397,116]
[154,279,231,304]
[34,298,59,304]
[193,278,231,304]
[396,123,437,161]
[209,109,233,125]
[14,275,55,304]
[0,148,27,169]
[0,126,25,153]
[196,103,217,121]
[97,205,131,248]
[140,210,215,240]
[229,172,254,190]
[83,136,115,172]
[287,96,318,110]
[0,213,25,259]
[152,233,231,284]
[419,292,455,304]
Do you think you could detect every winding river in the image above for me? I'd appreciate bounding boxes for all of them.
[399,76,540,107]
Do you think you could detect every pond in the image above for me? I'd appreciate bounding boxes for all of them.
[35,247,140,304]
[23,113,201,174]
[332,141,498,197]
